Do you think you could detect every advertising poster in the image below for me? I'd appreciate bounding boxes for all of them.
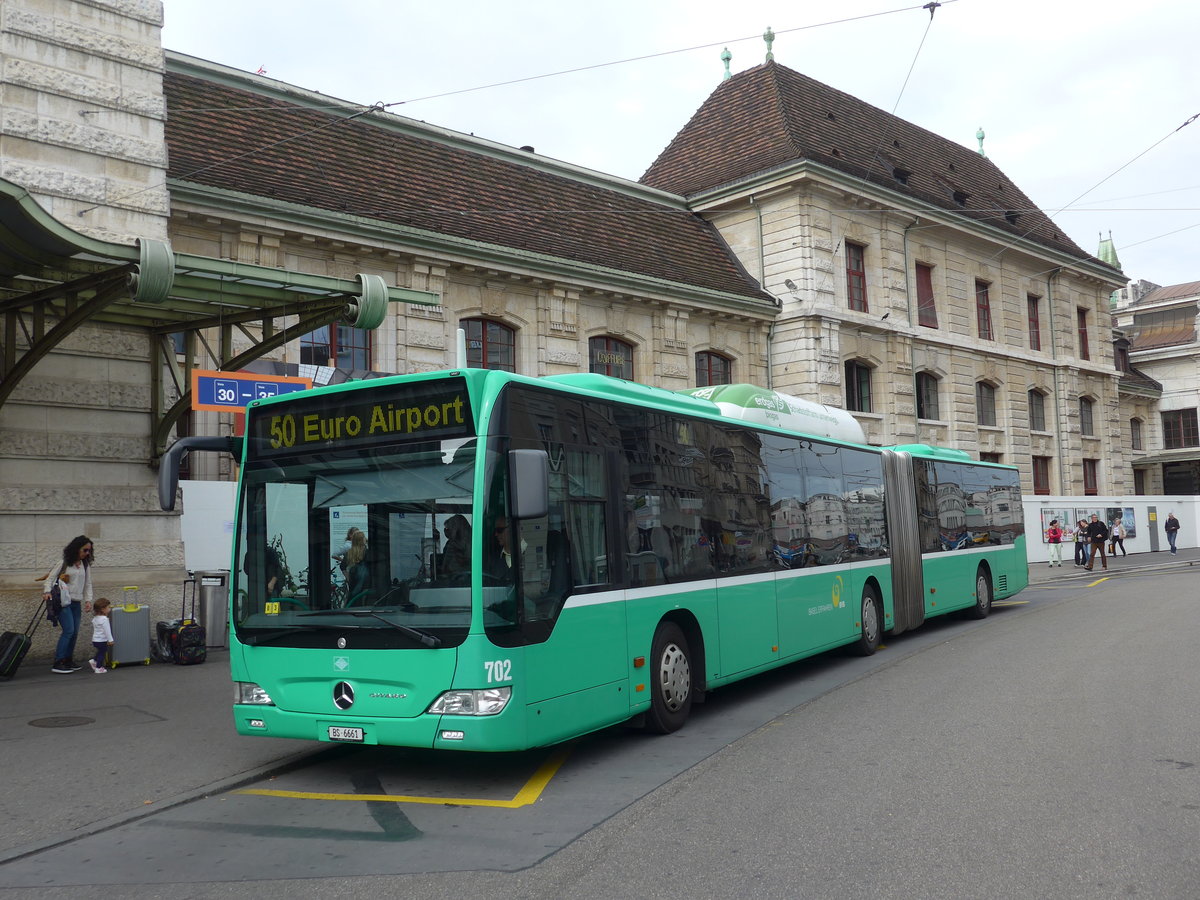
[1107,506,1136,540]
[1040,508,1071,543]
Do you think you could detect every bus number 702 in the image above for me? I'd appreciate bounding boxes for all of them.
[484,660,512,683]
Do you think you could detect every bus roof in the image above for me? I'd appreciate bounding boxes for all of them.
[889,444,991,465]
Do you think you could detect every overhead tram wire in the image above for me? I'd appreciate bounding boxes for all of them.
[861,1,943,186]
[986,111,1200,263]
[384,1,961,109]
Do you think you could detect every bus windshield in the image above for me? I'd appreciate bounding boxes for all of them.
[232,436,479,649]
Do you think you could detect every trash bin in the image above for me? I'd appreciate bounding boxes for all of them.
[195,570,230,648]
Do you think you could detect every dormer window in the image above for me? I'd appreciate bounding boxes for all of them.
[953,190,968,206]
[893,168,910,185]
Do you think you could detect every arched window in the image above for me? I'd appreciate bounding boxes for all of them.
[845,360,873,412]
[696,351,732,386]
[589,336,634,379]
[461,318,515,372]
[976,381,997,427]
[916,371,939,420]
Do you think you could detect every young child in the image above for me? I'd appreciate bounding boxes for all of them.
[89,597,113,674]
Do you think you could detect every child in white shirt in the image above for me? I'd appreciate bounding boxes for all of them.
[89,598,113,674]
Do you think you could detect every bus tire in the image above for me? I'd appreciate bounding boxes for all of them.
[967,567,992,619]
[853,585,882,656]
[645,621,693,734]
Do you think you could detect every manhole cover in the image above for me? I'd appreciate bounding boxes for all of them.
[29,716,95,728]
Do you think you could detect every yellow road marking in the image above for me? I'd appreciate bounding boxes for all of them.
[992,600,1029,607]
[237,746,571,808]
[1087,576,1110,586]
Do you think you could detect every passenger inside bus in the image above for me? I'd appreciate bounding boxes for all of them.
[487,517,520,581]
[439,514,471,578]
[343,529,370,603]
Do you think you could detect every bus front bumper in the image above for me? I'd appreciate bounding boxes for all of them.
[233,704,527,751]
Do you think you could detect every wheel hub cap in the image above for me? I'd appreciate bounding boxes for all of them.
[659,642,690,711]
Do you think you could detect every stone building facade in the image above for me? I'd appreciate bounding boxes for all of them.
[1114,280,1200,494]
[0,0,181,627]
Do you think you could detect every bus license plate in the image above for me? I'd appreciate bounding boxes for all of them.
[328,726,364,742]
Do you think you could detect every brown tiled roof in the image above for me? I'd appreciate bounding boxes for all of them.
[641,63,1112,268]
[162,71,770,305]
[1120,365,1162,394]
[1133,281,1200,305]
[1128,309,1197,351]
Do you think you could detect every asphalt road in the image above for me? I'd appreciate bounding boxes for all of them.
[3,563,1198,898]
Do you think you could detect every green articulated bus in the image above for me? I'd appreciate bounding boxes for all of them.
[188,369,1027,751]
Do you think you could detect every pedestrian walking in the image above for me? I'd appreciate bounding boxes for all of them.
[1164,512,1180,555]
[42,535,95,674]
[1073,519,1090,567]
[1045,519,1064,567]
[89,597,113,674]
[1084,514,1109,571]
[1109,517,1127,557]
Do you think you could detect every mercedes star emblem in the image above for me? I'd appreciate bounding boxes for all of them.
[333,681,355,710]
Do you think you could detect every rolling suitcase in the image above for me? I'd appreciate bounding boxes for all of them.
[108,586,151,668]
[165,578,206,665]
[1,599,46,680]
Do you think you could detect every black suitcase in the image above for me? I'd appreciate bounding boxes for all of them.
[161,578,206,666]
[1,599,46,680]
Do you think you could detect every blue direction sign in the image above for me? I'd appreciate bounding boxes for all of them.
[191,369,312,412]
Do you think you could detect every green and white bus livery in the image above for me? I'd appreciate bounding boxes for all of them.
[163,369,1026,751]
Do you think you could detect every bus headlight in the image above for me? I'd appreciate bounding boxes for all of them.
[235,682,275,705]
[427,686,511,716]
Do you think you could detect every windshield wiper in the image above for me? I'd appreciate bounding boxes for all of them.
[239,624,328,646]
[298,609,441,648]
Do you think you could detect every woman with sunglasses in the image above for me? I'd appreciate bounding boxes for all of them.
[43,535,95,674]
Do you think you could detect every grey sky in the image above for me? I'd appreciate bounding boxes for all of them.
[161,0,1199,287]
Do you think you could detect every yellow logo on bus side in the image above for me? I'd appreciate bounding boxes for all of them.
[831,575,844,608]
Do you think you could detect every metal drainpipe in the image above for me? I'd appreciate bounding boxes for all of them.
[751,194,777,389]
[1047,267,1065,492]
[903,217,920,439]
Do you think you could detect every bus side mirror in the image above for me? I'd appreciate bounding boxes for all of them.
[509,449,549,521]
[158,436,243,510]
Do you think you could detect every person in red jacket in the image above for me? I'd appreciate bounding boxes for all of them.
[1045,519,1064,567]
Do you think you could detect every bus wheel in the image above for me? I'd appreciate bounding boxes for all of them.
[853,586,882,656]
[967,567,993,619]
[645,621,693,734]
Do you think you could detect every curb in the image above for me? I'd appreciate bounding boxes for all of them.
[1027,556,1197,584]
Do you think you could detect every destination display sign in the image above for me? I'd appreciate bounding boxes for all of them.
[247,377,474,456]
[191,369,311,412]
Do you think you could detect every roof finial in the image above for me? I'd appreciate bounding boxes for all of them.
[721,47,732,80]
[763,26,775,62]
[976,126,986,157]
[1097,230,1122,270]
